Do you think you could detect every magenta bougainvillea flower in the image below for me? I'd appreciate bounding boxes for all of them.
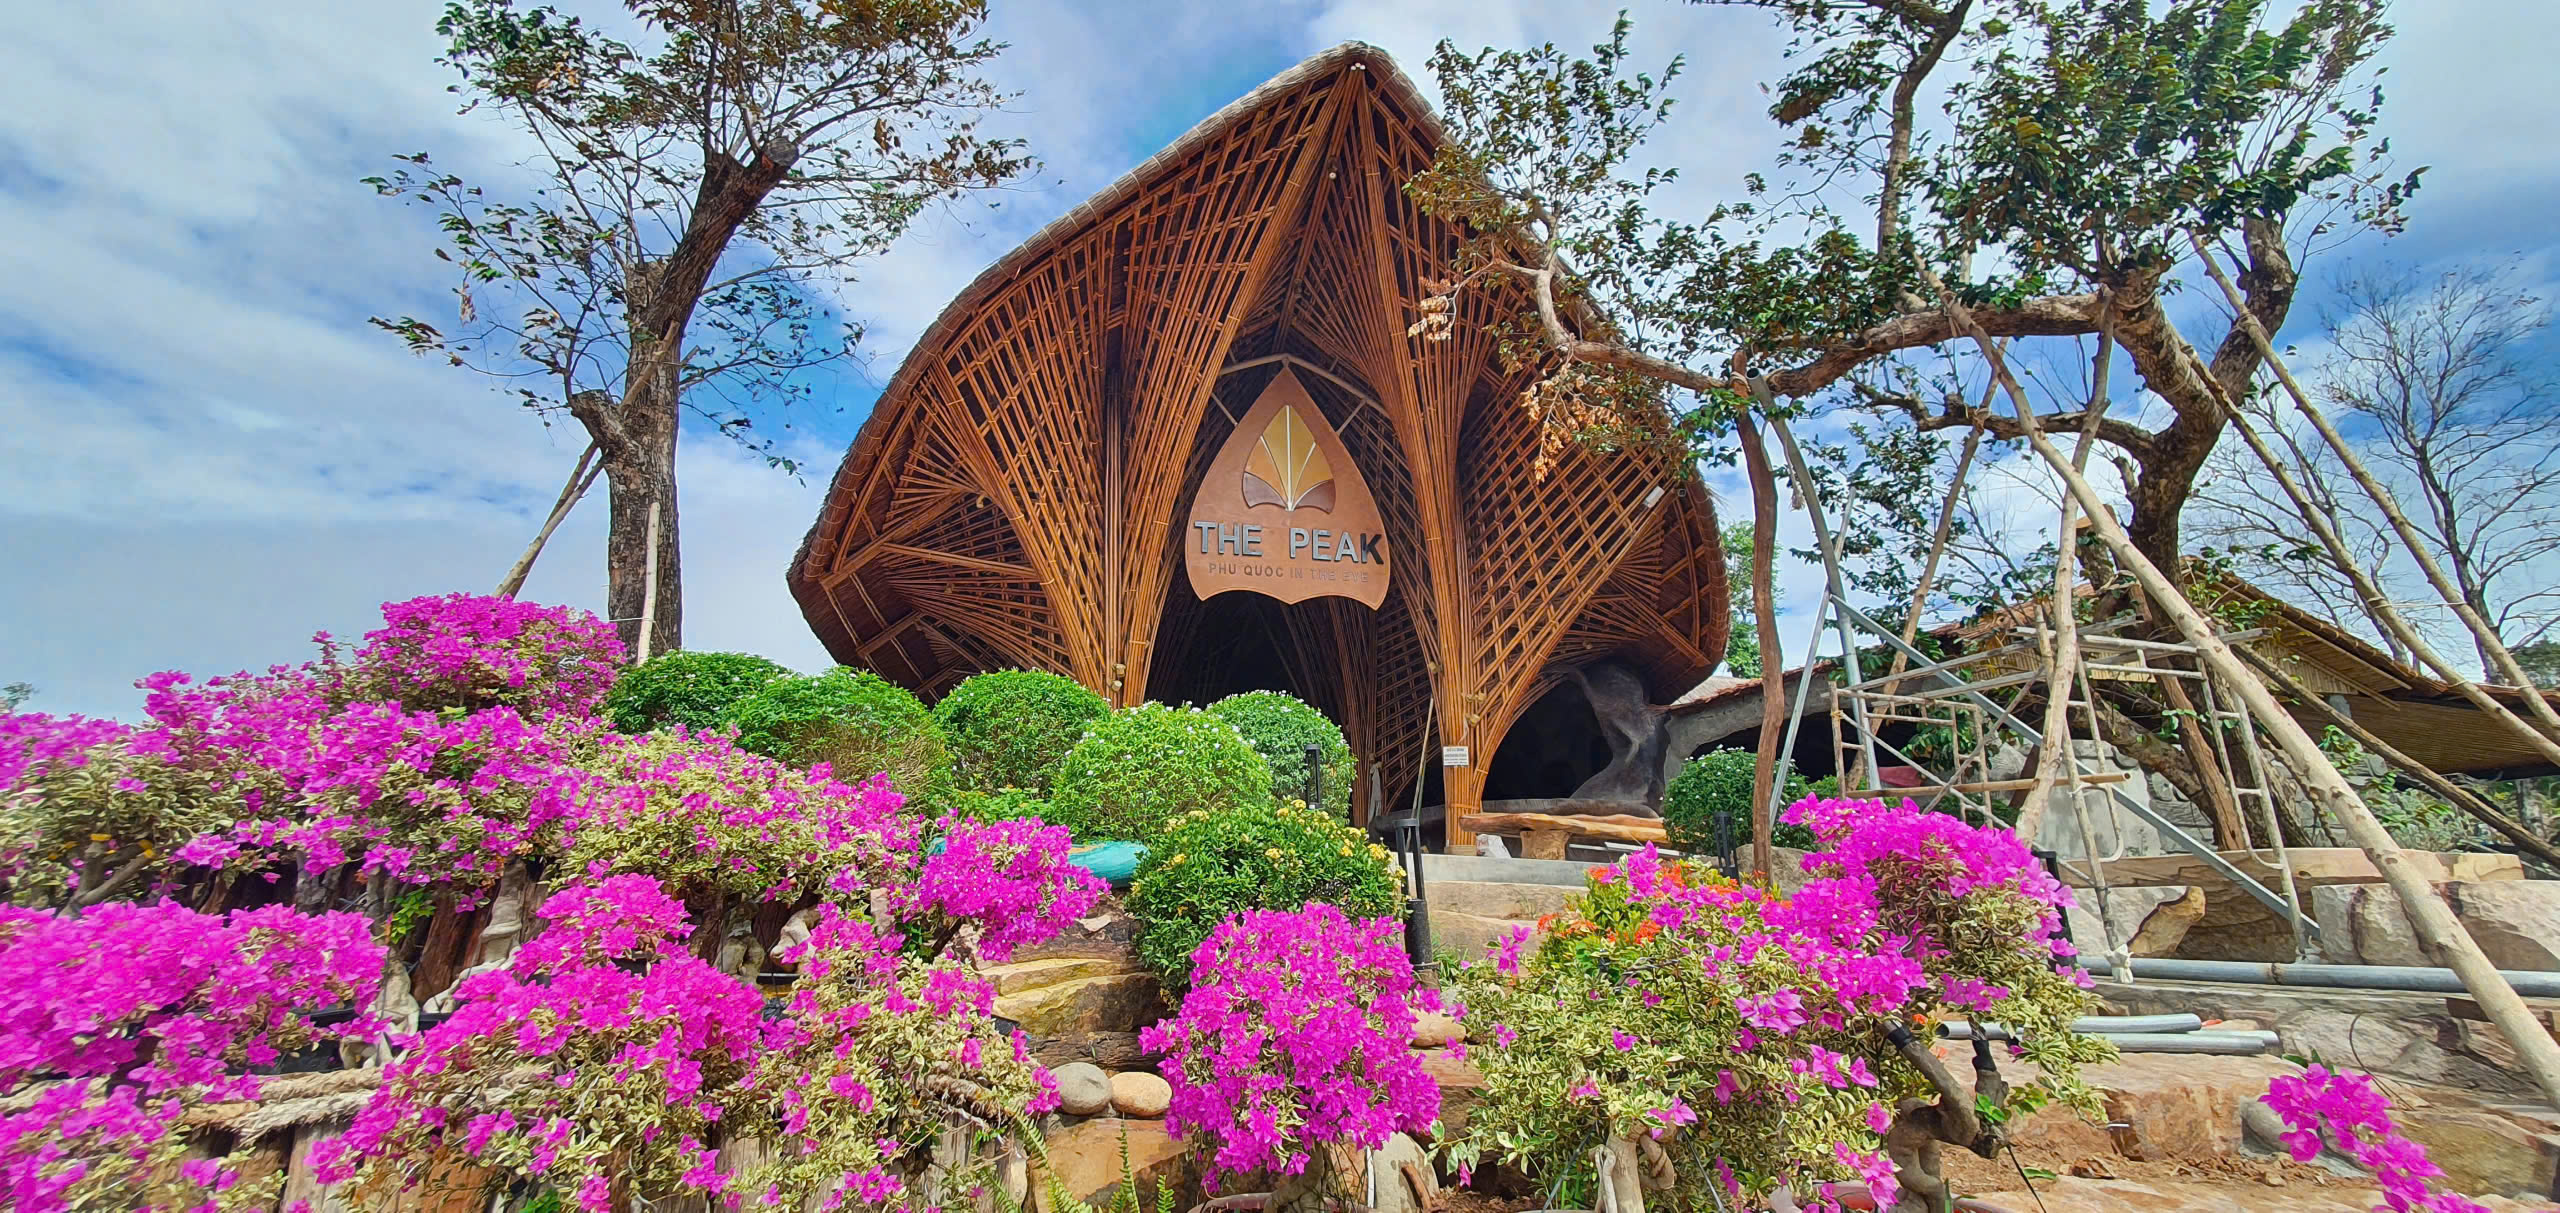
[2262,1064,2488,1213]
[1142,903,1439,1185]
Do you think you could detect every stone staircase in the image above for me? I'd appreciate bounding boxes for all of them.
[1417,853,1594,964]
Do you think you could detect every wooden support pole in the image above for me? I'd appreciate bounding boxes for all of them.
[636,500,663,665]
[2191,233,2560,739]
[1920,263,2560,1115]
[496,442,602,600]
[2016,299,2113,844]
[2236,646,2560,870]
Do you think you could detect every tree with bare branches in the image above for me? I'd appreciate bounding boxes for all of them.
[370,0,1029,656]
[2201,260,2560,673]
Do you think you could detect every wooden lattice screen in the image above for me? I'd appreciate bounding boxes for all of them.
[789,45,1727,839]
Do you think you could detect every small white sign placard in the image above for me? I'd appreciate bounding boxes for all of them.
[1441,746,1470,767]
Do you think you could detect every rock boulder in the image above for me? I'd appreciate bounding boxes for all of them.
[1051,1062,1112,1117]
[1109,1070,1172,1119]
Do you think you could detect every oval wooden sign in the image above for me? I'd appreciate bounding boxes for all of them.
[1184,369,1389,608]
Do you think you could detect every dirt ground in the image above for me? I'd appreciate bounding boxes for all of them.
[1434,1146,2559,1213]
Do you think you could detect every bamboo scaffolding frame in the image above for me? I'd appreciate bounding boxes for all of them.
[1918,261,2560,1113]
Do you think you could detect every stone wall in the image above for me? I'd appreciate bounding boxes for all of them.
[2312,880,2560,970]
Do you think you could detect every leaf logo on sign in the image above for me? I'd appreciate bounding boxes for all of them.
[1242,406,1337,512]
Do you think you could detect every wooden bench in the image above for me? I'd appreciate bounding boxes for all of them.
[1458,811,1669,860]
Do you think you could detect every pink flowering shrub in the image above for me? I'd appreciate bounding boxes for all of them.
[313,877,770,1209]
[318,882,1058,1213]
[0,713,235,907]
[2263,1065,2489,1213]
[734,905,1062,1210]
[556,733,924,912]
[326,592,624,717]
[0,592,1117,1209]
[1141,903,1439,1189]
[896,815,1105,962]
[1,594,619,907]
[0,900,384,1212]
[1447,796,2111,1211]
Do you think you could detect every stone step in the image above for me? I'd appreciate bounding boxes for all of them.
[1424,879,1579,921]
[1419,852,1603,888]
[1427,910,1531,965]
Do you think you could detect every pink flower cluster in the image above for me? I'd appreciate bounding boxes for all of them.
[0,901,384,1097]
[0,901,384,1212]
[1141,903,1440,1183]
[332,592,625,717]
[894,816,1105,962]
[321,879,1065,1212]
[313,878,769,1206]
[2262,1065,2489,1213]
[1455,798,2106,1209]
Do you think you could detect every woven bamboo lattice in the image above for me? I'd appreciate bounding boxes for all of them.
[790,45,1728,835]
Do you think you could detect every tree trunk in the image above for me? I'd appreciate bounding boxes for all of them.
[603,347,683,661]
[1734,412,1786,879]
[604,450,682,662]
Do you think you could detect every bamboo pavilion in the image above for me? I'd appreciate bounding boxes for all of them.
[789,44,1729,841]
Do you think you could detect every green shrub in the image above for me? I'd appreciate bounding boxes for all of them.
[1661,748,1815,856]
[932,669,1108,796]
[1047,704,1270,842]
[948,786,1052,824]
[1126,800,1405,989]
[716,667,950,802]
[1206,691,1355,819]
[602,650,793,733]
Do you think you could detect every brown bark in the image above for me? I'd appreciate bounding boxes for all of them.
[578,139,803,660]
[1734,412,1785,880]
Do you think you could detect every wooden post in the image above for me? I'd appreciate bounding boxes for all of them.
[496,442,601,600]
[635,501,662,665]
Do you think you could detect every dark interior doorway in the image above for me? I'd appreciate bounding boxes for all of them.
[1483,679,1611,802]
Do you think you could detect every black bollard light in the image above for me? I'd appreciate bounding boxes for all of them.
[1303,743,1322,810]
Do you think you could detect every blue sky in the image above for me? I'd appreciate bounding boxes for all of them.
[4,1,2557,718]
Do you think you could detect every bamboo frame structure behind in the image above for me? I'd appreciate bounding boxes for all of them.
[789,45,1729,836]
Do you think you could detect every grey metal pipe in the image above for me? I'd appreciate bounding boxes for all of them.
[2084,956,2560,998]
[2101,1030,2279,1055]
[1942,1013,2203,1041]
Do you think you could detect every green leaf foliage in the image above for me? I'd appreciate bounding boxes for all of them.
[932,670,1109,796]
[948,786,1052,825]
[602,650,793,733]
[1205,691,1356,819]
[716,667,950,804]
[1047,705,1271,843]
[1661,748,1815,856]
[1125,800,1405,992]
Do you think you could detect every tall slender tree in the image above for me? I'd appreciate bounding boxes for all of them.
[1408,0,2415,849]
[370,0,1029,656]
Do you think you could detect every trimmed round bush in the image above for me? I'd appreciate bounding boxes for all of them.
[602,650,793,733]
[1206,691,1355,819]
[716,667,950,801]
[1126,799,1405,990]
[1661,747,1814,856]
[1048,704,1270,842]
[932,669,1108,796]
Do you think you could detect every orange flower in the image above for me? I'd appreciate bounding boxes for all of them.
[1632,922,1660,944]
